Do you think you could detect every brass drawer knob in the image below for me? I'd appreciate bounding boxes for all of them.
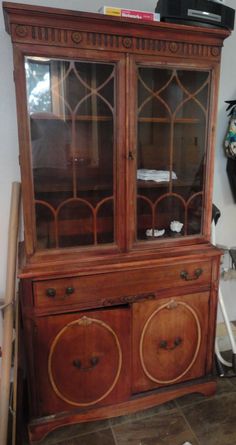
[73,356,99,372]
[159,337,182,351]
[46,288,56,298]
[65,286,75,295]
[180,268,203,281]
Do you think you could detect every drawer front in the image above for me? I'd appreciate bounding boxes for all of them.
[33,260,212,310]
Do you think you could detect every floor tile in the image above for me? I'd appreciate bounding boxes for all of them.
[49,428,116,445]
[216,377,236,394]
[176,378,235,408]
[30,419,110,445]
[112,409,199,445]
[180,392,236,445]
[226,376,236,387]
[109,401,176,426]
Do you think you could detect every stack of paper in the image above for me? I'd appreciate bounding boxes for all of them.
[137,169,177,182]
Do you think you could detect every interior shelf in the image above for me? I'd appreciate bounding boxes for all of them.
[138,117,203,124]
[32,115,113,122]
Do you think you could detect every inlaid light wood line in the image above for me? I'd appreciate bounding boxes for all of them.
[48,316,122,407]
[139,300,201,385]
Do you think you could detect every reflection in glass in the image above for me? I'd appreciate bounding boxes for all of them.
[25,57,115,250]
[137,67,210,241]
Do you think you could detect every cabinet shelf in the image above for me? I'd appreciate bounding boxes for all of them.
[67,115,113,122]
[34,178,198,193]
[137,179,200,188]
[32,114,113,122]
[138,118,203,124]
[34,178,113,193]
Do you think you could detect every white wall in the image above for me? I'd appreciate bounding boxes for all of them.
[0,0,236,338]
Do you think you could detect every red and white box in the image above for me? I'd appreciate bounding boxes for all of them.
[99,6,160,21]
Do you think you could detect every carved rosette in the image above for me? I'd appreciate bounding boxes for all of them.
[169,42,179,53]
[122,37,133,49]
[15,25,28,38]
[71,31,82,44]
[211,47,220,57]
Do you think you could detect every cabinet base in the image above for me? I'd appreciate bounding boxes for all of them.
[28,379,217,444]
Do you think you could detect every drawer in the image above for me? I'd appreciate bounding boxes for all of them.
[33,260,212,310]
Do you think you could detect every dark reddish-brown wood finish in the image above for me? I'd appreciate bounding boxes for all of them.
[3,2,229,443]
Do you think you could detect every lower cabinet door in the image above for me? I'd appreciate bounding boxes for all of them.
[33,307,131,416]
[132,292,210,393]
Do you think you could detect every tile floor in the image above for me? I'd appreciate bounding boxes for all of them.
[23,377,236,445]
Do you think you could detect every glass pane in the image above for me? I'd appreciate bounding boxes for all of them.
[136,67,210,241]
[25,57,115,250]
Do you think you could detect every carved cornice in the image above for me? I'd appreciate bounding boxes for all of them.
[12,23,221,60]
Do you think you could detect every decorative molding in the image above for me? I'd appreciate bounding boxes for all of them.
[11,24,221,60]
[102,293,156,307]
[33,27,68,43]
[75,316,92,327]
[166,299,178,310]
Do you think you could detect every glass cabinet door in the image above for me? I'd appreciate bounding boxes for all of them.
[136,66,210,242]
[25,57,116,250]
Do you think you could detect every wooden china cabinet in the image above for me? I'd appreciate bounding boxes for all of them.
[3,2,230,443]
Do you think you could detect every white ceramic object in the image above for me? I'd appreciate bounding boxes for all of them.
[170,220,183,233]
[146,229,165,237]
